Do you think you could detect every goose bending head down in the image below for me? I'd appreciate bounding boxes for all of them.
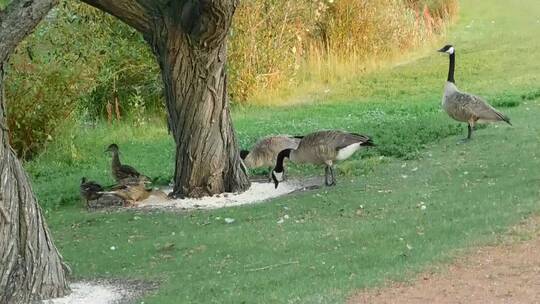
[240,135,302,181]
[438,44,511,141]
[271,130,374,188]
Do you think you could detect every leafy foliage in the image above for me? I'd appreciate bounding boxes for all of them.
[0,0,10,10]
[5,1,161,158]
[4,0,456,158]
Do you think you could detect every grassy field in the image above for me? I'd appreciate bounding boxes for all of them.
[26,0,540,302]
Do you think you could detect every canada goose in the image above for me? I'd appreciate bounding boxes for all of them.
[438,45,511,141]
[105,143,147,184]
[240,135,302,180]
[271,130,374,188]
[80,177,104,207]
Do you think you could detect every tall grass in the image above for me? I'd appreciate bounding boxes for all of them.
[229,0,459,104]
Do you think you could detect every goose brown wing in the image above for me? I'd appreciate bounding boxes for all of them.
[295,131,370,162]
[458,93,510,123]
[331,131,372,150]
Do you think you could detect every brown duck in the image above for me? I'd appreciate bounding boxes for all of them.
[105,143,146,184]
[102,181,168,205]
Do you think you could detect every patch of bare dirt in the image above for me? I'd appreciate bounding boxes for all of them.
[349,217,540,304]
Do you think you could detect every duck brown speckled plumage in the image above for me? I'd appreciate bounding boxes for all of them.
[105,143,147,184]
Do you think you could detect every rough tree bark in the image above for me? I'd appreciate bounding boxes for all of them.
[0,0,70,303]
[80,0,250,198]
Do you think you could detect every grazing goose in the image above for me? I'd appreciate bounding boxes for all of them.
[438,44,511,141]
[271,130,374,188]
[80,177,104,207]
[240,135,302,180]
[105,143,147,184]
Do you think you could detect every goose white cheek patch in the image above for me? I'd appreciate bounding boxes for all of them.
[447,47,455,54]
[274,171,284,182]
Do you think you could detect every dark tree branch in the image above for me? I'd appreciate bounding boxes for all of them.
[0,0,58,62]
[80,0,156,35]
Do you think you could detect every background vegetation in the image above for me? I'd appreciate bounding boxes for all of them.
[4,0,540,302]
[3,0,457,158]
[33,0,540,300]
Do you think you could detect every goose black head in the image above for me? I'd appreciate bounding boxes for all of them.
[239,150,250,160]
[105,143,119,153]
[438,44,455,54]
[81,177,87,184]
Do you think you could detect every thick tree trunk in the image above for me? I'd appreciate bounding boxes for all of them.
[81,0,251,198]
[1,0,70,302]
[154,23,249,198]
[0,64,69,303]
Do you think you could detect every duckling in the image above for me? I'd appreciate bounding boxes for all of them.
[271,130,374,188]
[105,143,147,184]
[240,135,302,180]
[80,177,104,207]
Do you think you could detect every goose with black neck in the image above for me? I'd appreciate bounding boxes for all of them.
[438,44,511,142]
[271,130,374,189]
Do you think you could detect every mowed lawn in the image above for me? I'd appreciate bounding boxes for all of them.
[28,0,540,303]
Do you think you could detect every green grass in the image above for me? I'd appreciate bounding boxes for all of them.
[26,0,540,302]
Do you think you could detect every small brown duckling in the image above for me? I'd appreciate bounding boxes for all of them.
[80,177,104,207]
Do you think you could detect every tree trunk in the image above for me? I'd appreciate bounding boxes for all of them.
[0,64,69,303]
[1,0,70,302]
[154,23,249,198]
[81,0,251,198]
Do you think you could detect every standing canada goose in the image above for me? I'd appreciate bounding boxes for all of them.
[240,135,302,180]
[438,44,511,141]
[271,130,374,188]
[80,177,104,207]
[105,143,147,184]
